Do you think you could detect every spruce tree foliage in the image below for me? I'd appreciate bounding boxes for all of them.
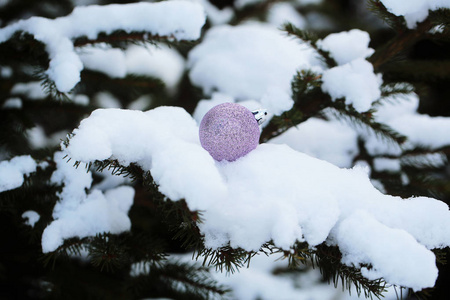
[0,0,450,300]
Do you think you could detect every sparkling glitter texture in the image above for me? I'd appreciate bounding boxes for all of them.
[199,103,261,162]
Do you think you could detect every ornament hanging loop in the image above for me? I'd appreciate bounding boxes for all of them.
[252,109,268,125]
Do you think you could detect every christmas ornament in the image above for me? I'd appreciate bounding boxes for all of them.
[199,102,267,162]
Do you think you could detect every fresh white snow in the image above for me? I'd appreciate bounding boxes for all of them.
[62,106,450,290]
[2,97,22,109]
[270,117,359,168]
[321,58,382,112]
[267,2,307,29]
[188,23,324,114]
[317,29,374,65]
[41,151,134,253]
[0,155,37,192]
[380,0,450,28]
[22,210,40,228]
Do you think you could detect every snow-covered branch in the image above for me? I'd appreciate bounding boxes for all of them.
[0,1,205,92]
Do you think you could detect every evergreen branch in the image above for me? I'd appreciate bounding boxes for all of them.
[433,248,448,265]
[41,237,88,269]
[159,262,229,298]
[88,233,130,272]
[34,69,72,101]
[314,244,387,299]
[379,82,415,98]
[80,71,165,91]
[401,152,447,170]
[409,288,435,300]
[0,109,34,155]
[372,145,450,165]
[366,0,406,31]
[328,100,407,145]
[73,30,192,49]
[282,23,337,68]
[89,159,145,181]
[282,22,320,44]
[126,232,168,266]
[260,70,329,142]
[369,18,434,71]
[271,241,315,269]
[230,0,283,26]
[428,8,450,30]
[381,60,450,82]
[71,155,205,253]
[161,199,204,250]
[403,145,450,157]
[196,245,258,274]
[258,242,388,299]
[0,32,49,66]
[128,261,229,300]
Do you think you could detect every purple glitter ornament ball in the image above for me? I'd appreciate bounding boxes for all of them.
[199,103,261,162]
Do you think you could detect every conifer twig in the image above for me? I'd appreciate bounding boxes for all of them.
[73,31,176,48]
[369,19,433,70]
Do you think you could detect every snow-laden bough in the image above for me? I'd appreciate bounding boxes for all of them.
[55,106,450,291]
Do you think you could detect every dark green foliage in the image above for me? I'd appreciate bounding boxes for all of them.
[126,260,229,300]
[282,22,337,68]
[366,0,406,31]
[428,8,450,32]
[328,100,407,145]
[1,0,450,299]
[313,245,387,299]
[261,69,327,142]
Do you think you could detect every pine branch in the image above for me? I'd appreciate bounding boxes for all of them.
[196,245,257,274]
[159,262,229,298]
[260,70,329,142]
[0,109,34,155]
[159,198,204,250]
[328,100,407,145]
[314,244,387,299]
[263,242,388,299]
[73,30,185,49]
[70,155,205,253]
[271,241,314,269]
[0,32,50,67]
[369,19,434,71]
[230,0,284,26]
[41,237,88,269]
[381,60,450,82]
[79,71,166,101]
[371,145,450,165]
[366,0,406,31]
[379,82,415,98]
[428,8,450,31]
[128,261,229,300]
[88,233,131,272]
[34,69,72,101]
[282,23,337,68]
[86,159,146,181]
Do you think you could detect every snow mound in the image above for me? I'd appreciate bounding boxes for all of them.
[22,210,40,228]
[317,29,374,65]
[61,106,450,290]
[41,151,134,253]
[188,23,324,115]
[0,155,37,192]
[321,58,382,112]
